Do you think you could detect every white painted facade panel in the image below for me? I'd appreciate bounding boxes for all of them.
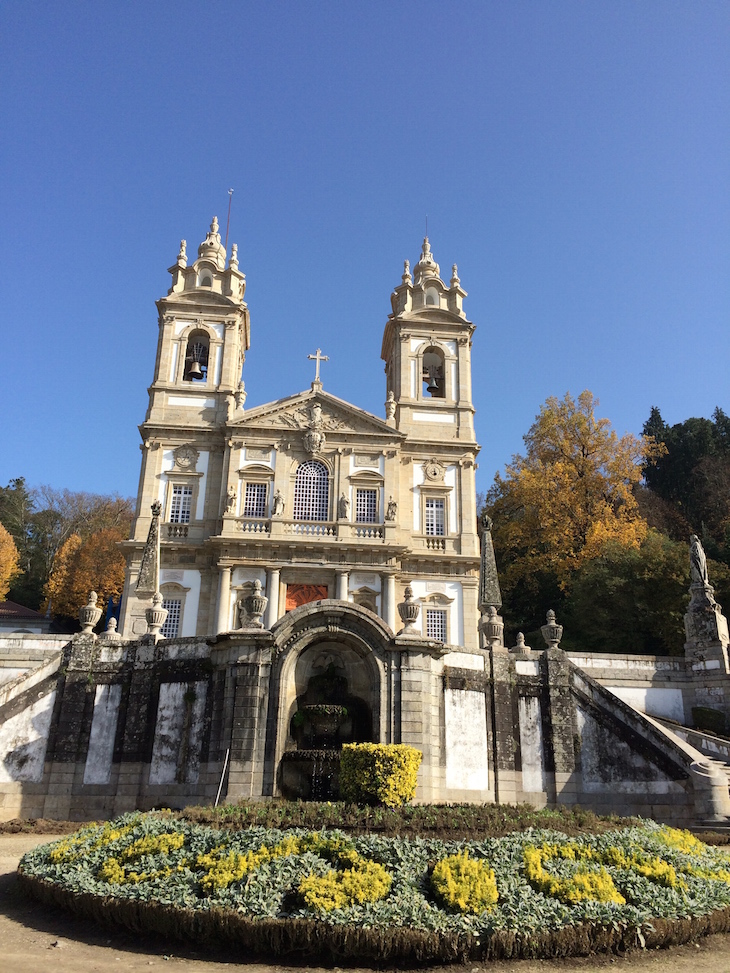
[83,683,122,784]
[444,688,489,790]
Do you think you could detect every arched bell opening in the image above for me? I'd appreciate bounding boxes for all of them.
[422,345,445,398]
[183,329,210,382]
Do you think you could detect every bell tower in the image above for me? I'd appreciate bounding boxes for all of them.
[381,238,475,443]
[119,218,250,639]
[144,216,250,425]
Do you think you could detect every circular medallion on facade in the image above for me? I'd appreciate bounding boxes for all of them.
[423,458,445,482]
[174,444,199,470]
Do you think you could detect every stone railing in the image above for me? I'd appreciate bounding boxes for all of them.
[237,519,270,534]
[283,521,338,537]
[354,524,384,539]
[167,524,189,538]
[412,534,459,554]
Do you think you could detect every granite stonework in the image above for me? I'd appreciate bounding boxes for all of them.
[2,598,730,827]
[3,230,730,826]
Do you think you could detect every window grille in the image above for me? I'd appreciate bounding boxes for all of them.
[169,485,193,524]
[161,599,182,638]
[243,482,267,518]
[355,488,378,523]
[426,608,447,642]
[424,498,445,536]
[293,461,329,521]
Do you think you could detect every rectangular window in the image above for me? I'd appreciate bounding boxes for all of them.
[426,608,447,642]
[243,482,267,518]
[424,498,445,536]
[169,484,193,524]
[161,599,182,638]
[355,488,378,523]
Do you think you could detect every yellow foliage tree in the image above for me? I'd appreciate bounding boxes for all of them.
[487,391,665,591]
[45,528,126,620]
[0,522,21,600]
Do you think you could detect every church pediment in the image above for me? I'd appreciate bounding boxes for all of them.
[230,390,405,440]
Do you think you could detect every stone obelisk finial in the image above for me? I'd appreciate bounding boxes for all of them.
[136,501,162,595]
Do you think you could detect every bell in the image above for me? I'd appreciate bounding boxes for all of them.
[426,378,439,395]
[187,360,203,380]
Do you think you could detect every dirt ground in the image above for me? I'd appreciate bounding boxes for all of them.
[5,834,730,973]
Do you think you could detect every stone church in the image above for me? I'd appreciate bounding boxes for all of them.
[2,218,730,826]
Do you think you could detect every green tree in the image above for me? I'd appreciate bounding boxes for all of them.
[641,407,730,557]
[564,530,689,655]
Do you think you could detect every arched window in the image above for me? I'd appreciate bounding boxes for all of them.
[293,461,329,521]
[422,346,445,398]
[184,330,209,382]
[425,286,439,306]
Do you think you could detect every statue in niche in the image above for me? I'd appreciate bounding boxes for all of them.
[338,493,350,519]
[272,489,285,516]
[385,496,397,521]
[690,534,709,586]
[225,486,237,513]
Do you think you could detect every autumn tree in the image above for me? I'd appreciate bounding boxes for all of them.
[0,522,21,600]
[45,528,126,621]
[485,391,664,643]
[0,479,133,610]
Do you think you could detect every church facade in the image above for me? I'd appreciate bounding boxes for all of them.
[118,219,481,650]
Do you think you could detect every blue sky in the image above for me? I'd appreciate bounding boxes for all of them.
[1,1,728,502]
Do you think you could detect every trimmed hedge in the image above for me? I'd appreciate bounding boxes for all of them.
[339,743,422,807]
[18,813,730,963]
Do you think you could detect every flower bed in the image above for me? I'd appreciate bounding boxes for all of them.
[18,813,730,963]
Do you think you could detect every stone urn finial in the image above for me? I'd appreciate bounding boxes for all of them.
[479,605,504,648]
[79,591,102,635]
[541,609,563,649]
[145,592,168,640]
[102,617,122,641]
[238,579,268,629]
[512,632,531,653]
[398,584,421,635]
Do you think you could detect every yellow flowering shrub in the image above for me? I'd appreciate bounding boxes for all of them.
[523,844,626,905]
[299,858,392,912]
[602,846,680,888]
[97,831,188,885]
[339,743,422,807]
[49,821,136,864]
[657,826,707,856]
[431,850,499,914]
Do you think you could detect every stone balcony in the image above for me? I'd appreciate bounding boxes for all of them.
[220,516,394,544]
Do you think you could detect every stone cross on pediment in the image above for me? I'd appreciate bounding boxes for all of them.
[308,348,329,389]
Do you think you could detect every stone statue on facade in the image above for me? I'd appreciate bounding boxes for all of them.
[690,534,709,586]
[684,533,729,661]
[338,493,350,519]
[235,380,247,411]
[385,497,397,521]
[272,489,285,516]
[385,390,396,420]
[225,486,237,513]
[303,402,326,455]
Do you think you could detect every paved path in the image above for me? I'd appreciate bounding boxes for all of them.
[4,833,730,972]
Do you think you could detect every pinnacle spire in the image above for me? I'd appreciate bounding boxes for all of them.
[413,236,440,283]
[197,215,226,269]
